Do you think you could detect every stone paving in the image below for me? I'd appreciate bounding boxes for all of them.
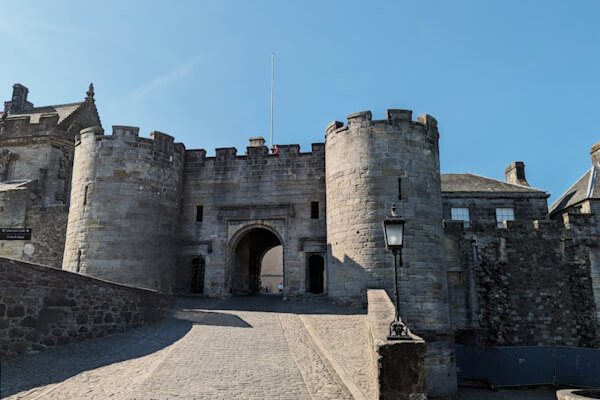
[1,296,369,400]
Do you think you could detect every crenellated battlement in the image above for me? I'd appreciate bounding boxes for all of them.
[0,113,62,137]
[183,142,325,178]
[325,108,438,137]
[77,125,185,158]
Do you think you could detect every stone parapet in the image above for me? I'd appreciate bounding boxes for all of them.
[367,289,426,400]
[0,257,169,360]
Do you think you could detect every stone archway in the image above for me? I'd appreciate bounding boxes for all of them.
[231,227,282,295]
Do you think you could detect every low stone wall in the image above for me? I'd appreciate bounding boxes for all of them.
[0,257,169,360]
[367,289,427,400]
[557,389,600,400]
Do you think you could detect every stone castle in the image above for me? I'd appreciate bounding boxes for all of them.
[1,83,599,397]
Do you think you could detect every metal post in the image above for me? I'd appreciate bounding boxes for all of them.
[393,249,399,322]
[388,247,411,340]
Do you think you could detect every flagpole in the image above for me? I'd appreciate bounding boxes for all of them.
[270,51,274,151]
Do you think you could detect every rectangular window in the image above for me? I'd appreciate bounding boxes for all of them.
[311,202,319,219]
[83,185,88,206]
[196,205,203,222]
[398,178,402,200]
[496,207,515,228]
[450,207,470,228]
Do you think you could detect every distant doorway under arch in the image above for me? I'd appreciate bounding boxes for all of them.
[232,227,282,295]
[307,254,324,294]
[259,245,283,295]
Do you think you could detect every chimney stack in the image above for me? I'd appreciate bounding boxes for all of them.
[505,161,529,186]
[7,84,30,114]
[248,136,266,147]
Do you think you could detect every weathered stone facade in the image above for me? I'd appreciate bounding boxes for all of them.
[3,83,600,398]
[62,126,185,292]
[0,257,169,360]
[178,141,326,297]
[445,218,599,349]
[0,84,101,267]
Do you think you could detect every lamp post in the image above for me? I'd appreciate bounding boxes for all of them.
[382,204,411,340]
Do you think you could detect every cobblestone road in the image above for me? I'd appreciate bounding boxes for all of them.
[1,296,368,400]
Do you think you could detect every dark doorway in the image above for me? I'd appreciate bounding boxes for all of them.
[190,256,205,294]
[232,228,282,296]
[307,255,324,294]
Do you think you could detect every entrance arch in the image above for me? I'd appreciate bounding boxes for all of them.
[231,227,282,295]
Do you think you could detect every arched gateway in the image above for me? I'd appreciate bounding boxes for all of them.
[231,226,283,295]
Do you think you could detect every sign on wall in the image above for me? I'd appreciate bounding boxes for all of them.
[0,228,32,240]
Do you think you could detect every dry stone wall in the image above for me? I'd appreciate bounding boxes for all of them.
[62,126,185,292]
[0,257,169,360]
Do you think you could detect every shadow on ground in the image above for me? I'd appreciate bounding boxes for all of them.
[1,302,257,398]
[1,295,362,398]
[174,294,367,316]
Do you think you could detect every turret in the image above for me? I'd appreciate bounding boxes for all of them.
[62,125,185,291]
[325,109,455,397]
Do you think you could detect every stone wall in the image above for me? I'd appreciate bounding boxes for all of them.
[325,110,455,398]
[180,143,326,297]
[367,289,426,400]
[63,126,185,292]
[0,257,169,360]
[445,216,599,348]
[0,133,74,206]
[442,193,549,227]
[22,205,69,268]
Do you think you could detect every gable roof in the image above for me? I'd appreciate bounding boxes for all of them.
[549,166,600,216]
[0,102,83,125]
[441,173,546,194]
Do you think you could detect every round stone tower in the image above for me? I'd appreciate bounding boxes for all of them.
[62,125,185,292]
[325,110,455,397]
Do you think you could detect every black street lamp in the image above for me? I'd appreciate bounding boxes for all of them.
[382,204,411,340]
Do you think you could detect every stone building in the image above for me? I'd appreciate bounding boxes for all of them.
[0,84,100,268]
[2,84,600,398]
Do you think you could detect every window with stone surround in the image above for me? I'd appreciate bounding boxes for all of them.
[496,207,515,228]
[196,205,203,222]
[450,207,470,228]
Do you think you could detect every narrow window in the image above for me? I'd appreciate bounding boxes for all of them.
[76,250,82,273]
[311,202,319,219]
[495,207,515,228]
[450,207,470,228]
[196,205,203,222]
[83,185,88,206]
[398,178,402,200]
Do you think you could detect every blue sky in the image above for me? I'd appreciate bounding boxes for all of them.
[1,1,599,202]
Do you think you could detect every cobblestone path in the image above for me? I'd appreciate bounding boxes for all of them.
[1,296,369,400]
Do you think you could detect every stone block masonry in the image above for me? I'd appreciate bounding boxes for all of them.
[325,110,456,398]
[367,289,426,400]
[446,216,599,348]
[0,257,169,360]
[62,126,185,292]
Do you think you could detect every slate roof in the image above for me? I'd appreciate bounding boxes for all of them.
[0,102,84,124]
[549,166,600,216]
[441,173,546,194]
